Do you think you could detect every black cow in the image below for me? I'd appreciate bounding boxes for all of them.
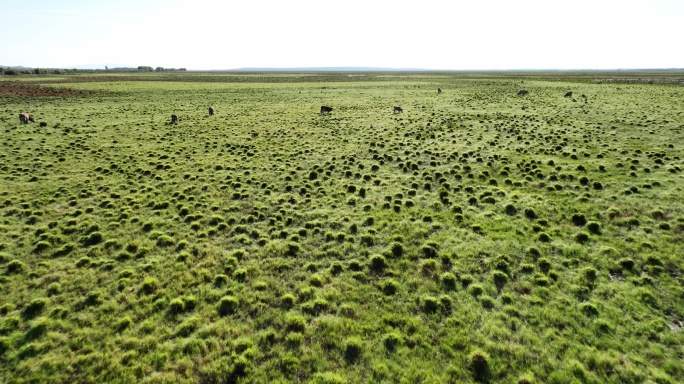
[320,106,333,114]
[564,91,573,98]
[208,106,214,116]
[170,114,179,124]
[394,106,403,113]
[19,113,35,124]
[517,89,529,96]
[437,88,442,94]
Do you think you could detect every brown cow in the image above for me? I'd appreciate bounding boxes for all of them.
[320,106,333,114]
[208,106,214,116]
[19,113,35,124]
[393,106,403,113]
[170,114,179,124]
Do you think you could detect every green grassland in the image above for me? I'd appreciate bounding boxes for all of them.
[1,72,683,383]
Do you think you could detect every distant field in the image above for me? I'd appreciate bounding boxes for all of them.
[1,72,683,383]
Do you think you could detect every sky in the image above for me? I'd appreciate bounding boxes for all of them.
[1,0,682,70]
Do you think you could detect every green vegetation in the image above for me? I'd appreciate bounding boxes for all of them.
[1,71,683,383]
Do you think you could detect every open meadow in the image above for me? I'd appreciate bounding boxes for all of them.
[1,71,683,383]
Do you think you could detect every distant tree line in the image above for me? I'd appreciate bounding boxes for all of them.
[137,66,187,72]
[1,66,187,76]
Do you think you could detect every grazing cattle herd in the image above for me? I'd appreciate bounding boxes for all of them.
[15,90,588,126]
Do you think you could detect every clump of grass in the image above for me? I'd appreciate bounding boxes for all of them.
[214,274,229,287]
[156,234,175,247]
[285,314,306,332]
[23,298,48,319]
[504,204,518,215]
[469,349,492,382]
[81,231,104,246]
[387,242,403,258]
[168,298,185,314]
[5,260,26,274]
[281,293,296,309]
[468,284,484,297]
[480,295,495,309]
[492,270,508,290]
[586,221,602,234]
[139,277,159,295]
[441,272,457,291]
[575,232,590,244]
[382,332,403,352]
[571,213,587,226]
[46,282,61,296]
[343,337,363,363]
[422,296,439,313]
[115,316,133,332]
[369,254,388,272]
[218,296,238,316]
[382,279,399,295]
[309,274,324,287]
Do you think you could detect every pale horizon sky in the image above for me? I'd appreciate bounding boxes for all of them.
[2,0,682,70]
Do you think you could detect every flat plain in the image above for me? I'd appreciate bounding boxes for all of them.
[1,71,683,383]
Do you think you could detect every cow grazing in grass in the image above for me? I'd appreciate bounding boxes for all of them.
[320,106,333,114]
[394,106,403,113]
[19,113,35,124]
[170,114,179,124]
[208,106,214,116]
[517,89,529,96]
[564,91,573,98]
[438,88,442,94]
